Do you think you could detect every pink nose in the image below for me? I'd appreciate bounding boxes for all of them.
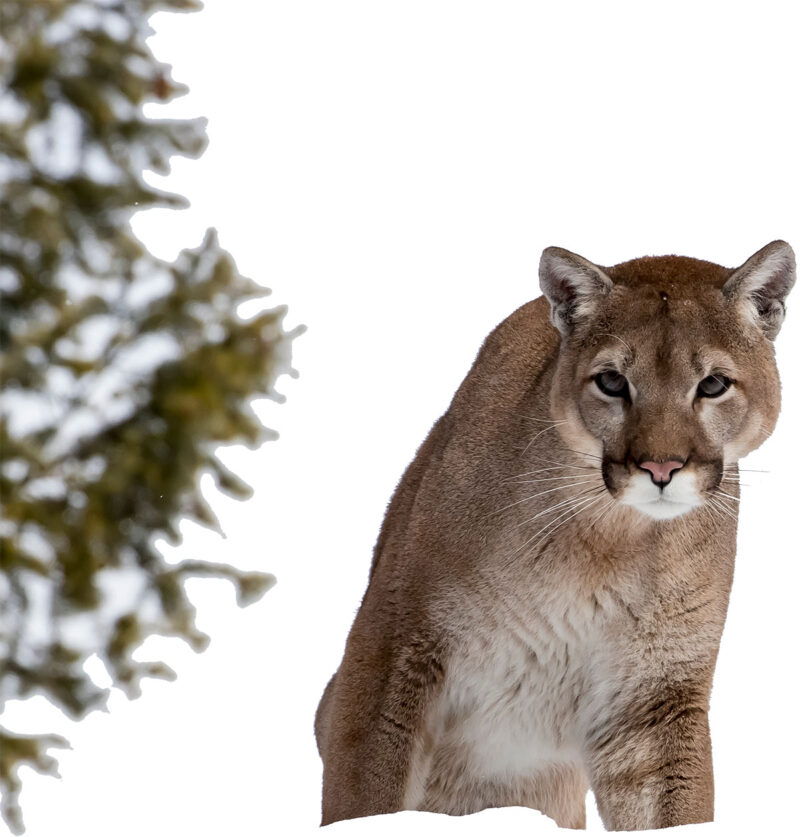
[639,460,684,486]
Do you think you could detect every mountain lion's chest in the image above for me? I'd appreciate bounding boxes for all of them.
[424,590,612,783]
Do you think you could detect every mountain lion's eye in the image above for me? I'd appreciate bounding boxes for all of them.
[594,370,630,399]
[697,374,731,398]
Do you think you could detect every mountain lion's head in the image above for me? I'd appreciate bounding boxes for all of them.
[540,241,795,521]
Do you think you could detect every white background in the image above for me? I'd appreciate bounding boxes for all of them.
[6,2,800,835]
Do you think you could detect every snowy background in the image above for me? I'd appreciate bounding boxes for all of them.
[5,1,800,835]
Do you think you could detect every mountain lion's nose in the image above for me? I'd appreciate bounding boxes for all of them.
[638,460,684,487]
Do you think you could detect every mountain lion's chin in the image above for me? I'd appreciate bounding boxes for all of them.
[628,497,698,521]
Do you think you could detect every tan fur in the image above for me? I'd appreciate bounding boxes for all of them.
[315,242,795,830]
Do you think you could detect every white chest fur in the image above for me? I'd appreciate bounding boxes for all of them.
[440,612,590,773]
[403,579,617,814]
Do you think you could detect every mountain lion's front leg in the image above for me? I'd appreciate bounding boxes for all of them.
[586,686,714,830]
[320,606,444,825]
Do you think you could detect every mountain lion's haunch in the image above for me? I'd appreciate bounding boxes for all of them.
[315,241,795,830]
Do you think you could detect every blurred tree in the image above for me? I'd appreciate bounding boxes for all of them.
[0,1,297,831]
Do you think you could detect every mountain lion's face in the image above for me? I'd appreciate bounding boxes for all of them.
[540,243,795,521]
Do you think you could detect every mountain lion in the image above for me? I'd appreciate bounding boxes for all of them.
[315,241,795,830]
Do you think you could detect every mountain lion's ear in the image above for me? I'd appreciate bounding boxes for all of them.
[539,246,614,336]
[722,240,796,340]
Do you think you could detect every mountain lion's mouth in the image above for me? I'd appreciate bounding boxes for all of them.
[631,496,697,521]
[616,469,703,520]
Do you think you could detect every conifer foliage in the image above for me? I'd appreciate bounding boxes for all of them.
[0,1,294,830]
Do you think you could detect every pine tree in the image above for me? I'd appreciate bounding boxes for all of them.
[0,1,297,830]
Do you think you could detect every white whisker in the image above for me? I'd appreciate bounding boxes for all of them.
[596,332,633,354]
[514,486,605,529]
[525,456,600,471]
[588,498,616,528]
[713,490,740,502]
[515,473,609,485]
[504,465,585,480]
[561,448,603,461]
[503,499,594,564]
[522,494,606,552]
[715,497,738,516]
[490,480,601,517]
[707,497,737,522]
[517,493,604,548]
[522,422,565,455]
